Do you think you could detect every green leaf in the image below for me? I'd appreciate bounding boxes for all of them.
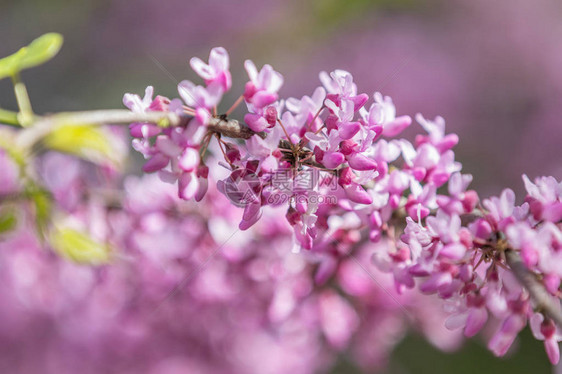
[50,227,111,265]
[18,33,63,71]
[0,49,26,80]
[0,33,63,80]
[0,210,17,234]
[42,123,122,165]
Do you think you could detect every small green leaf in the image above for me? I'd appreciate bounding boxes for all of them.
[0,210,17,234]
[18,33,63,71]
[42,123,122,165]
[0,33,63,80]
[50,227,111,265]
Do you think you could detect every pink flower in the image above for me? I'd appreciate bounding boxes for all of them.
[319,69,368,111]
[245,128,281,173]
[285,86,326,132]
[437,172,478,214]
[415,114,459,153]
[530,312,562,364]
[325,99,361,140]
[488,314,527,357]
[178,80,223,126]
[190,47,232,91]
[445,295,488,338]
[123,85,154,113]
[123,86,163,139]
[244,60,283,110]
[338,167,373,205]
[319,290,359,349]
[360,92,411,137]
[523,174,562,222]
[483,189,517,231]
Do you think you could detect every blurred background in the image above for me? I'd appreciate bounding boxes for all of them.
[1,0,561,372]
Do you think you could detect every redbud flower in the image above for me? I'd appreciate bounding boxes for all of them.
[190,46,232,91]
[531,312,562,364]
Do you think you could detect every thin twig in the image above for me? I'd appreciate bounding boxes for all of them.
[225,95,244,116]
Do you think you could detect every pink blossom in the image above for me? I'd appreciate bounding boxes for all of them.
[178,80,223,126]
[190,47,232,91]
[244,60,283,110]
[530,312,562,364]
[360,92,412,137]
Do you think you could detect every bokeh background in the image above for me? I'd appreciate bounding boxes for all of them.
[1,0,561,372]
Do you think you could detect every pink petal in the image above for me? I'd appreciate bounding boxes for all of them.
[156,136,182,157]
[194,177,208,202]
[440,243,467,260]
[351,93,369,111]
[178,172,199,200]
[465,308,488,337]
[543,202,562,222]
[244,113,269,132]
[338,121,361,140]
[178,147,200,172]
[347,153,377,171]
[239,202,262,230]
[319,291,359,350]
[142,154,170,173]
[545,338,560,365]
[323,152,345,169]
[344,183,372,205]
[420,272,452,294]
[382,115,411,137]
[252,91,277,108]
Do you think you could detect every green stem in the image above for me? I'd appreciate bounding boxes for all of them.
[11,74,34,127]
[0,108,21,126]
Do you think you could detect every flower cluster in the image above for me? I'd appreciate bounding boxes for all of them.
[0,150,459,374]
[121,47,562,366]
[374,173,562,364]
[0,45,560,373]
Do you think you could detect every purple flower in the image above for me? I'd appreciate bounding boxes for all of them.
[523,174,562,222]
[319,70,368,111]
[178,80,223,126]
[123,86,163,139]
[483,188,517,231]
[244,60,283,110]
[190,47,232,91]
[360,92,412,137]
[437,172,478,214]
[488,314,527,357]
[530,312,562,364]
[415,114,459,153]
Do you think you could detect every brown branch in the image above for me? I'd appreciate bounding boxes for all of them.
[505,249,562,328]
[206,116,260,139]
